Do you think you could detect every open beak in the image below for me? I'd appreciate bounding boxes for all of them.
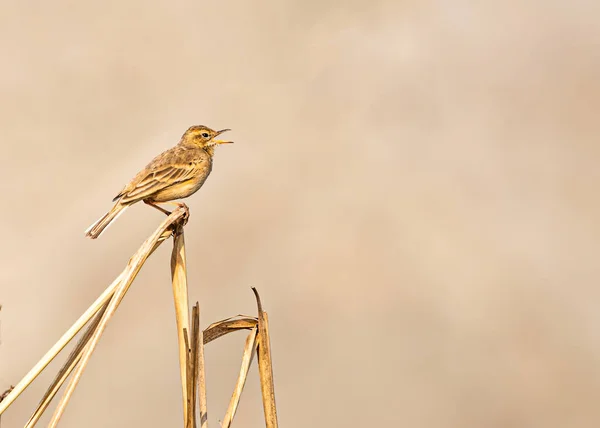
[212,128,233,145]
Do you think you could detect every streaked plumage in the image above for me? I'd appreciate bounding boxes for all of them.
[85,125,232,239]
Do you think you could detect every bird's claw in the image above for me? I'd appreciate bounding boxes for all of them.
[178,203,190,225]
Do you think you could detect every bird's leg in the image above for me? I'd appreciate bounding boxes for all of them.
[144,200,190,223]
[144,200,172,215]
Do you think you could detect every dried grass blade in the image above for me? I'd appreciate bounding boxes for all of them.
[24,303,108,428]
[221,326,258,428]
[0,271,124,415]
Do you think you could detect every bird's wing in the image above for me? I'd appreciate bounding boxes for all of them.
[114,148,208,203]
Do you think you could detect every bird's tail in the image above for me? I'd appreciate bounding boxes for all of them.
[85,203,129,239]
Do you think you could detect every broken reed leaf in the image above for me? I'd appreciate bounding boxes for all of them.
[47,208,187,428]
[256,312,279,428]
[251,287,264,314]
[203,317,258,345]
[25,303,109,428]
[221,326,259,428]
[204,315,257,332]
[205,314,255,326]
[252,287,279,428]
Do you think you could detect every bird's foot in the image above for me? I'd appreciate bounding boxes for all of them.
[162,201,190,225]
[144,200,189,227]
[169,203,189,233]
[176,203,190,225]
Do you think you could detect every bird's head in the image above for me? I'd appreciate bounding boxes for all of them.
[180,125,233,155]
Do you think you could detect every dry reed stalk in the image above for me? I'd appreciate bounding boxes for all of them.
[194,303,208,428]
[183,303,204,428]
[24,303,109,428]
[171,224,192,423]
[190,307,199,428]
[252,288,279,428]
[221,326,258,428]
[47,208,187,427]
[183,327,196,428]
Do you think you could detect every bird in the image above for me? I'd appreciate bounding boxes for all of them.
[85,125,233,239]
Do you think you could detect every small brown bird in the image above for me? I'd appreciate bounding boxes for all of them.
[85,125,233,239]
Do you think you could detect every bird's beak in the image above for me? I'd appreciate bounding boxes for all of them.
[212,128,233,144]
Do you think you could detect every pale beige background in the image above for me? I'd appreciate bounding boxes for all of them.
[1,1,599,427]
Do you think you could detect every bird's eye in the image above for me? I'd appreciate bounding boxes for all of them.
[201,132,209,138]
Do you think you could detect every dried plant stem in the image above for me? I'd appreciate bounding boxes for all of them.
[0,271,125,416]
[190,309,199,428]
[47,209,186,427]
[24,303,109,428]
[221,326,258,428]
[195,307,208,428]
[184,326,196,428]
[184,304,202,428]
[252,288,279,428]
[1,208,281,428]
[171,225,192,424]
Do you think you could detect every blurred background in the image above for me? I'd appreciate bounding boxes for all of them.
[1,1,599,427]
